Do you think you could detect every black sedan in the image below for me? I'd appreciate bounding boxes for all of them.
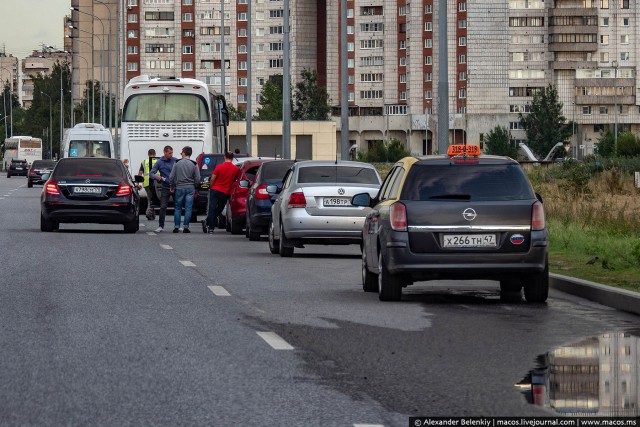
[40,158,143,233]
[28,159,56,187]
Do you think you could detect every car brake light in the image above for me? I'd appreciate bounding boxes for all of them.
[116,184,132,197]
[256,184,270,200]
[288,191,306,208]
[45,182,60,196]
[30,169,36,175]
[531,201,545,231]
[390,202,407,231]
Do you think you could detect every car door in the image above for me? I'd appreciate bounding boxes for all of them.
[271,166,294,239]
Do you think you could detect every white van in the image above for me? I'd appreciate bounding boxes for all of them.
[62,123,114,159]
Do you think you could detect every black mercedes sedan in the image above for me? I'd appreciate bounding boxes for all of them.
[40,158,143,233]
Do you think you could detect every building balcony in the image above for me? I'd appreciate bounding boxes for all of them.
[548,25,597,35]
[549,42,598,52]
[575,95,635,105]
[548,7,598,17]
[550,60,598,70]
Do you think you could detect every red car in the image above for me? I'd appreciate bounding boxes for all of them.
[224,158,274,234]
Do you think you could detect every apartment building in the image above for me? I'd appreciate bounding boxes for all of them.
[21,50,71,109]
[0,53,19,99]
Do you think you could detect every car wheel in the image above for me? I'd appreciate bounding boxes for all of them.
[230,216,243,235]
[279,222,294,257]
[524,260,549,303]
[268,220,279,254]
[362,249,378,292]
[499,280,522,293]
[123,214,139,233]
[378,251,402,301]
[40,213,56,232]
[27,179,33,188]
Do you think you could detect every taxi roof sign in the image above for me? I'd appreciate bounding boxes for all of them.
[447,144,481,157]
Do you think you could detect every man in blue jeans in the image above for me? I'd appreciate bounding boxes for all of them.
[169,146,200,233]
[149,146,178,233]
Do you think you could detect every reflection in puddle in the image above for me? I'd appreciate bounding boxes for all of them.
[519,331,639,416]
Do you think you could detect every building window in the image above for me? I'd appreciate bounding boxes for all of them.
[238,45,247,53]
[127,46,138,54]
[256,28,265,36]
[458,19,467,28]
[270,9,284,18]
[399,57,407,66]
[127,30,139,38]
[425,72,432,81]
[458,107,467,114]
[183,0,192,4]
[399,40,406,49]
[348,58,354,68]
[459,2,466,11]
[425,4,432,13]
[399,6,407,15]
[183,29,194,37]
[459,88,467,98]
[127,0,137,6]
[183,45,192,54]
[400,91,407,100]
[621,0,629,8]
[238,28,247,37]
[348,42,354,52]
[459,37,466,46]
[599,106,608,115]
[459,54,466,64]
[622,18,629,26]
[459,71,467,81]
[601,17,609,26]
[145,11,174,21]
[127,13,138,23]
[269,42,283,51]
[620,52,630,61]
[600,35,609,45]
[425,56,432,65]
[620,35,629,44]
[601,0,608,8]
[183,13,192,22]
[269,26,283,34]
[424,39,432,48]
[583,106,592,115]
[183,62,192,71]
[600,52,609,62]
[238,61,248,70]
[238,94,247,103]
[425,90,433,99]
[238,78,247,86]
[425,22,433,31]
[127,62,138,71]
[347,25,354,34]
[399,73,406,83]
[238,13,247,21]
[269,59,283,68]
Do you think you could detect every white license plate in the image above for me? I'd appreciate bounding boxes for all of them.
[16,167,23,170]
[73,186,102,194]
[443,234,497,248]
[324,197,351,207]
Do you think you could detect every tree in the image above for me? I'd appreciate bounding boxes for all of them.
[255,75,284,120]
[595,129,615,158]
[616,132,640,157]
[227,103,246,121]
[292,68,331,120]
[484,125,518,158]
[519,84,573,159]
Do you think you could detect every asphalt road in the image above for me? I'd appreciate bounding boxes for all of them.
[1,175,639,426]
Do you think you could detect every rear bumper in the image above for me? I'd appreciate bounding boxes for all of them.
[9,169,28,176]
[282,211,365,241]
[42,203,138,224]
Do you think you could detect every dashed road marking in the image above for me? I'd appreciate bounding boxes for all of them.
[208,285,231,296]
[146,232,156,236]
[179,260,196,267]
[160,244,173,250]
[256,332,294,350]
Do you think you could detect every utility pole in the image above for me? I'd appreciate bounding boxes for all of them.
[282,0,291,159]
[246,0,252,154]
[340,0,349,160]
[437,0,449,154]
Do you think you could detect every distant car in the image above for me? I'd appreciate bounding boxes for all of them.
[245,159,296,241]
[224,158,274,234]
[194,153,249,222]
[40,157,142,233]
[267,160,381,257]
[28,159,56,187]
[7,159,28,177]
[352,145,550,302]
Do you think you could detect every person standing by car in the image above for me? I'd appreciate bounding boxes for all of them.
[138,148,159,220]
[169,146,200,233]
[149,146,177,233]
[202,151,238,233]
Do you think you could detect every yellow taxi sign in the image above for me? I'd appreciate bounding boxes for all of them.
[447,144,481,157]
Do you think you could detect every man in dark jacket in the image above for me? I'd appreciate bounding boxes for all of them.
[149,145,178,233]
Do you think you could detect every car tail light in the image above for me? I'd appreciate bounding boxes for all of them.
[116,184,132,197]
[288,191,306,208]
[30,169,36,175]
[390,202,407,231]
[45,182,60,196]
[256,184,270,200]
[531,201,545,231]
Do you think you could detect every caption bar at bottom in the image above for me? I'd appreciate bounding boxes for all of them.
[409,417,639,427]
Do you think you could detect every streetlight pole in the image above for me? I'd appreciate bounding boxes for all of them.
[0,66,14,137]
[612,60,618,155]
[40,92,53,159]
[67,35,96,123]
[95,0,113,134]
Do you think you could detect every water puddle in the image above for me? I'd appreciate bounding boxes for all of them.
[518,330,639,416]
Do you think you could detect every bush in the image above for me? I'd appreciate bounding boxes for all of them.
[559,159,591,195]
[356,138,410,163]
[617,132,640,157]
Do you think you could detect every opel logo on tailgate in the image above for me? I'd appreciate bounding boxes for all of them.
[338,188,345,195]
[462,208,477,221]
[85,179,91,184]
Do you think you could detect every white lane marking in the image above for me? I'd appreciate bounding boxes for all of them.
[140,223,146,227]
[256,332,294,350]
[0,198,4,200]
[208,286,231,296]
[3,194,9,197]
[146,232,156,236]
[160,244,173,250]
[179,260,196,267]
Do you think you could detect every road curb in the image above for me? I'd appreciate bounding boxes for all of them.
[550,273,640,316]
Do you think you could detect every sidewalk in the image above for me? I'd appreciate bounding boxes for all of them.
[550,273,640,316]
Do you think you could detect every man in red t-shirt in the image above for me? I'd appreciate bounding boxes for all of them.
[202,151,239,233]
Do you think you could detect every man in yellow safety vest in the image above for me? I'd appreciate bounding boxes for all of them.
[138,148,159,220]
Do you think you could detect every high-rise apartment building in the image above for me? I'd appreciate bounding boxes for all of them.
[71,0,638,158]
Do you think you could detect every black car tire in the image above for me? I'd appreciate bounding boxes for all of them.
[362,250,378,292]
[524,261,549,303]
[279,222,294,257]
[230,216,243,235]
[499,280,522,294]
[27,179,33,188]
[40,213,56,232]
[378,251,402,301]
[247,212,261,241]
[268,220,280,254]
[123,214,139,233]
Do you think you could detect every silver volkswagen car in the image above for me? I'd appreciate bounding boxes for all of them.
[267,160,381,257]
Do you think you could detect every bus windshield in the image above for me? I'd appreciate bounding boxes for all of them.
[69,140,111,158]
[123,93,209,122]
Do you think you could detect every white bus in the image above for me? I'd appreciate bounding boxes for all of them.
[120,75,229,187]
[3,136,43,169]
[62,123,115,159]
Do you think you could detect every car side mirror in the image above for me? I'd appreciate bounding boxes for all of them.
[134,175,144,183]
[239,179,250,188]
[535,193,543,203]
[266,184,279,194]
[351,193,372,207]
[41,173,50,181]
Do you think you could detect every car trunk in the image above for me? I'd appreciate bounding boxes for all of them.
[56,178,125,201]
[300,184,379,217]
[405,200,534,254]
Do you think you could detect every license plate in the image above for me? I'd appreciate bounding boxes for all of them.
[324,197,351,207]
[73,186,102,194]
[443,234,497,248]
[16,167,23,170]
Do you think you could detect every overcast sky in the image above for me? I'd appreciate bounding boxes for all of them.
[0,0,70,59]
